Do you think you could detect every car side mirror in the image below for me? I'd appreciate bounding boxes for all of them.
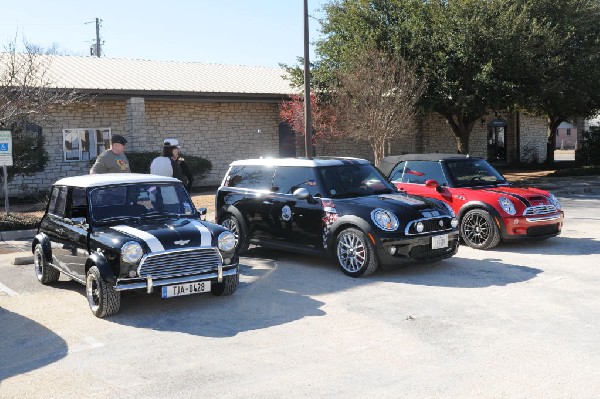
[293,187,317,204]
[197,207,207,221]
[425,179,443,193]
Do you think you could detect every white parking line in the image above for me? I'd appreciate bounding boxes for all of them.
[68,336,104,353]
[0,281,18,296]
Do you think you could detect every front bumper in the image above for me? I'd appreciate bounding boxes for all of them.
[500,211,564,241]
[377,230,460,266]
[114,264,239,293]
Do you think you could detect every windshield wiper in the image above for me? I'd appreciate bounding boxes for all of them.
[95,215,140,223]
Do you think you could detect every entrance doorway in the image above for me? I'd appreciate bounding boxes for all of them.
[487,118,507,163]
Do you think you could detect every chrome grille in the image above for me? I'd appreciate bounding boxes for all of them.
[405,216,453,235]
[524,205,557,215]
[137,248,222,279]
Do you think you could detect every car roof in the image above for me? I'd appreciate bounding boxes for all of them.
[379,153,479,176]
[54,173,180,188]
[229,157,371,167]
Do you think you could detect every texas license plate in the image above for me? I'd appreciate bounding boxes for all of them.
[431,234,449,249]
[162,281,211,298]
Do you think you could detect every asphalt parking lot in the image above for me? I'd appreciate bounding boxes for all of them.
[1,193,599,398]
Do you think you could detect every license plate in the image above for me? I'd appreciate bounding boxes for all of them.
[162,281,211,298]
[431,234,449,249]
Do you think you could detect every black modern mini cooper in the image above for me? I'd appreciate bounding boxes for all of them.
[33,173,239,317]
[216,157,460,277]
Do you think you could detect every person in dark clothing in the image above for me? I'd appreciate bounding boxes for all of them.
[150,138,193,190]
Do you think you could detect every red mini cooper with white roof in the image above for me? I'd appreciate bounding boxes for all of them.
[380,154,564,249]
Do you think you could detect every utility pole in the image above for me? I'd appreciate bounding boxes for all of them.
[95,18,101,57]
[87,18,103,57]
[303,0,313,159]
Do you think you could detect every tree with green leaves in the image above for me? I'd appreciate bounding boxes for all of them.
[515,0,600,164]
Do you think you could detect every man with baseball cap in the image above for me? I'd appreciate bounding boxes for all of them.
[90,134,131,174]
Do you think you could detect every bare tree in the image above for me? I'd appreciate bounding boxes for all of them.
[0,39,87,182]
[333,49,426,166]
[0,41,85,129]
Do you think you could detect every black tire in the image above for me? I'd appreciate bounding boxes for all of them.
[220,214,249,254]
[211,266,240,296]
[34,244,60,284]
[86,266,121,318]
[460,209,501,249]
[335,227,378,277]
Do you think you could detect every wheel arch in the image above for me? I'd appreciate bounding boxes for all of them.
[32,233,51,262]
[86,252,116,285]
[327,215,376,254]
[458,201,504,232]
[217,205,248,236]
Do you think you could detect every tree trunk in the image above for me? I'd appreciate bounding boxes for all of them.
[545,116,563,165]
[444,113,477,154]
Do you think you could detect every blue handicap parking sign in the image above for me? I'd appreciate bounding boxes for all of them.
[0,143,8,152]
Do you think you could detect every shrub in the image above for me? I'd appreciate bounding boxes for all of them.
[90,151,212,182]
[576,126,600,166]
[0,212,41,231]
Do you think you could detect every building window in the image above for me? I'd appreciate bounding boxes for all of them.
[63,128,111,161]
[566,128,571,136]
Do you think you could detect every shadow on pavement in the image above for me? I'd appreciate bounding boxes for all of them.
[0,308,67,381]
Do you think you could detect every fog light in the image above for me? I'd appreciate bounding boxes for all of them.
[128,270,137,278]
[416,222,424,233]
[223,257,231,265]
[513,219,520,225]
[389,246,397,255]
[451,218,458,228]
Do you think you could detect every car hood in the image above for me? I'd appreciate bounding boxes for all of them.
[477,186,553,207]
[93,218,219,253]
[334,193,450,218]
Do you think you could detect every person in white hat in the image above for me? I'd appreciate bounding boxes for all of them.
[150,139,189,188]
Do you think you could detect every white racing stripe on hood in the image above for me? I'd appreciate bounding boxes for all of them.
[190,220,213,248]
[111,225,165,252]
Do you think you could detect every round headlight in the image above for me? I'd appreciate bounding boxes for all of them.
[498,196,516,215]
[451,218,459,228]
[549,193,561,210]
[416,221,425,233]
[371,209,400,231]
[218,231,236,252]
[121,241,144,264]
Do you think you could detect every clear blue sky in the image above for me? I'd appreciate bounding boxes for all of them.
[0,0,328,67]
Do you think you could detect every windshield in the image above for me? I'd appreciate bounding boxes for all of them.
[446,159,507,187]
[318,164,396,198]
[90,183,195,222]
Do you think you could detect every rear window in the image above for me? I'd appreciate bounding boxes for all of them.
[224,165,274,190]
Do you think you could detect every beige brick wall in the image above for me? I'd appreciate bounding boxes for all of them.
[6,99,550,197]
[8,100,280,196]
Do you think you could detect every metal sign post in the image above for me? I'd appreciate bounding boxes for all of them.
[0,131,14,214]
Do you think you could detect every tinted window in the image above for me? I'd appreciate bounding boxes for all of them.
[318,164,395,198]
[48,186,68,217]
[68,187,88,219]
[272,166,321,196]
[402,161,448,185]
[225,165,274,190]
[446,159,505,186]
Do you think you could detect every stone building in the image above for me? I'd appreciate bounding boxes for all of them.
[5,54,549,196]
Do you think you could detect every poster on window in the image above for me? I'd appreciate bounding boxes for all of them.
[63,128,111,161]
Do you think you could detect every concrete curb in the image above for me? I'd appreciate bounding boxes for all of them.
[0,229,36,241]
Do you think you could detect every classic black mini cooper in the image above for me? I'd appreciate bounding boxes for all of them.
[216,157,460,277]
[33,173,239,318]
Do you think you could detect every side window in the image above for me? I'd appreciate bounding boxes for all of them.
[225,165,274,190]
[404,161,448,185]
[68,187,88,219]
[389,161,405,182]
[48,186,68,217]
[273,166,320,196]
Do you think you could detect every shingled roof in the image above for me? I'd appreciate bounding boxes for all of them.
[2,54,295,101]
